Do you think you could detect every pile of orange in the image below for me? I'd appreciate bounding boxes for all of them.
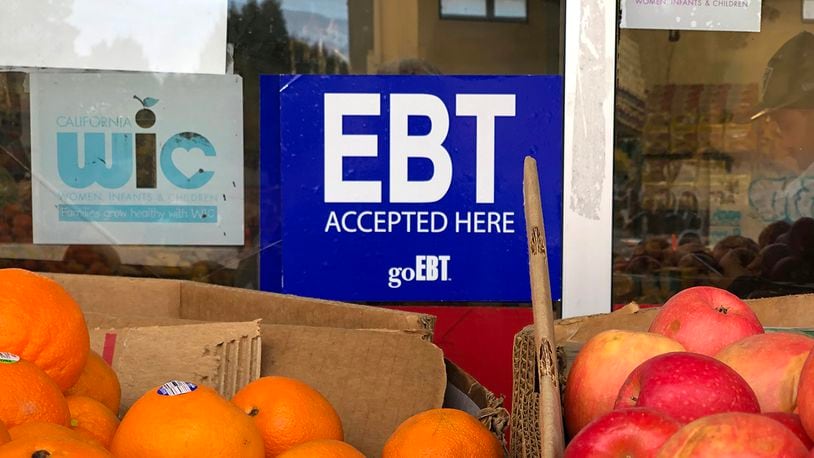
[0,269,119,457]
[0,268,504,458]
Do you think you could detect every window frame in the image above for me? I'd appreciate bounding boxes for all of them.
[438,0,529,23]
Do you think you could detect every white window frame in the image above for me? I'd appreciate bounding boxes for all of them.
[561,1,616,318]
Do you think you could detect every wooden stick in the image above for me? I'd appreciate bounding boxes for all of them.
[522,156,564,457]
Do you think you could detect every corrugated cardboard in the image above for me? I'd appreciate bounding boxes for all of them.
[444,360,510,454]
[257,323,445,456]
[43,273,493,458]
[180,281,436,338]
[46,273,435,336]
[522,155,564,457]
[511,326,540,458]
[89,320,261,416]
[511,294,814,457]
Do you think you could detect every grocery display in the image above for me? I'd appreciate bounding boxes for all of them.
[0,268,505,457]
[514,282,814,457]
[5,2,814,458]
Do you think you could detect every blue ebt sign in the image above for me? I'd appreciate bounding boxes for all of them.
[259,75,563,302]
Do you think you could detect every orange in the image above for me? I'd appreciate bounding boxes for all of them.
[0,268,90,390]
[382,408,504,458]
[278,440,365,458]
[232,376,344,457]
[0,353,70,428]
[9,422,103,449]
[0,436,112,457]
[0,421,8,446]
[65,350,121,414]
[111,380,264,458]
[66,395,119,449]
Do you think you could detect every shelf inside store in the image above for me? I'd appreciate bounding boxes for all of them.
[616,87,646,137]
[640,150,736,168]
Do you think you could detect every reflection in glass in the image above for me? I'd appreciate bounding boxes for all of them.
[614,3,814,305]
[494,0,527,19]
[0,0,563,292]
[441,0,487,17]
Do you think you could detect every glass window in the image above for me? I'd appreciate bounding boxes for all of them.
[0,0,562,290]
[494,0,528,20]
[440,0,528,20]
[613,0,814,305]
[441,0,488,18]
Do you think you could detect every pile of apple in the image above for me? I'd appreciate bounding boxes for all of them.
[564,286,814,457]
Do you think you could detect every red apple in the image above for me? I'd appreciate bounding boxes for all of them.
[564,330,684,437]
[615,352,759,424]
[656,413,809,457]
[564,408,680,458]
[649,286,763,355]
[764,412,814,450]
[716,332,814,412]
[795,349,814,440]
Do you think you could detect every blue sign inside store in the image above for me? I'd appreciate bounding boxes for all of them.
[259,75,563,302]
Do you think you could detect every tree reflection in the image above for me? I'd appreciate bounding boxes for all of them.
[226,0,349,288]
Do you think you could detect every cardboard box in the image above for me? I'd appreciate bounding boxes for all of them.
[88,316,262,416]
[45,273,505,458]
[510,295,814,457]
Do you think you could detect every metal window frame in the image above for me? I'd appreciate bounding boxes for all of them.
[439,0,529,22]
[561,1,616,318]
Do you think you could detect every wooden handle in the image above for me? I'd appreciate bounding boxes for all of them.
[522,156,564,457]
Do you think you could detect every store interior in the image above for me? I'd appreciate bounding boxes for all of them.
[614,0,814,305]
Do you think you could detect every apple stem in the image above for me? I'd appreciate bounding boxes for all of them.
[716,306,729,314]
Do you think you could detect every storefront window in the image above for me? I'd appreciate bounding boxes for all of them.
[613,0,814,305]
[0,0,562,291]
[441,0,528,20]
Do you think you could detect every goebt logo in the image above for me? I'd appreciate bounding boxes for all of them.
[57,96,216,190]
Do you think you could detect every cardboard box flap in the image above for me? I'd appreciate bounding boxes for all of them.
[444,360,509,452]
[91,321,261,415]
[179,281,435,336]
[45,273,182,317]
[44,273,435,337]
[84,311,203,328]
[258,324,445,458]
[554,294,814,346]
[554,303,655,344]
[746,293,814,327]
[510,325,540,458]
[510,325,571,458]
[444,359,503,414]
